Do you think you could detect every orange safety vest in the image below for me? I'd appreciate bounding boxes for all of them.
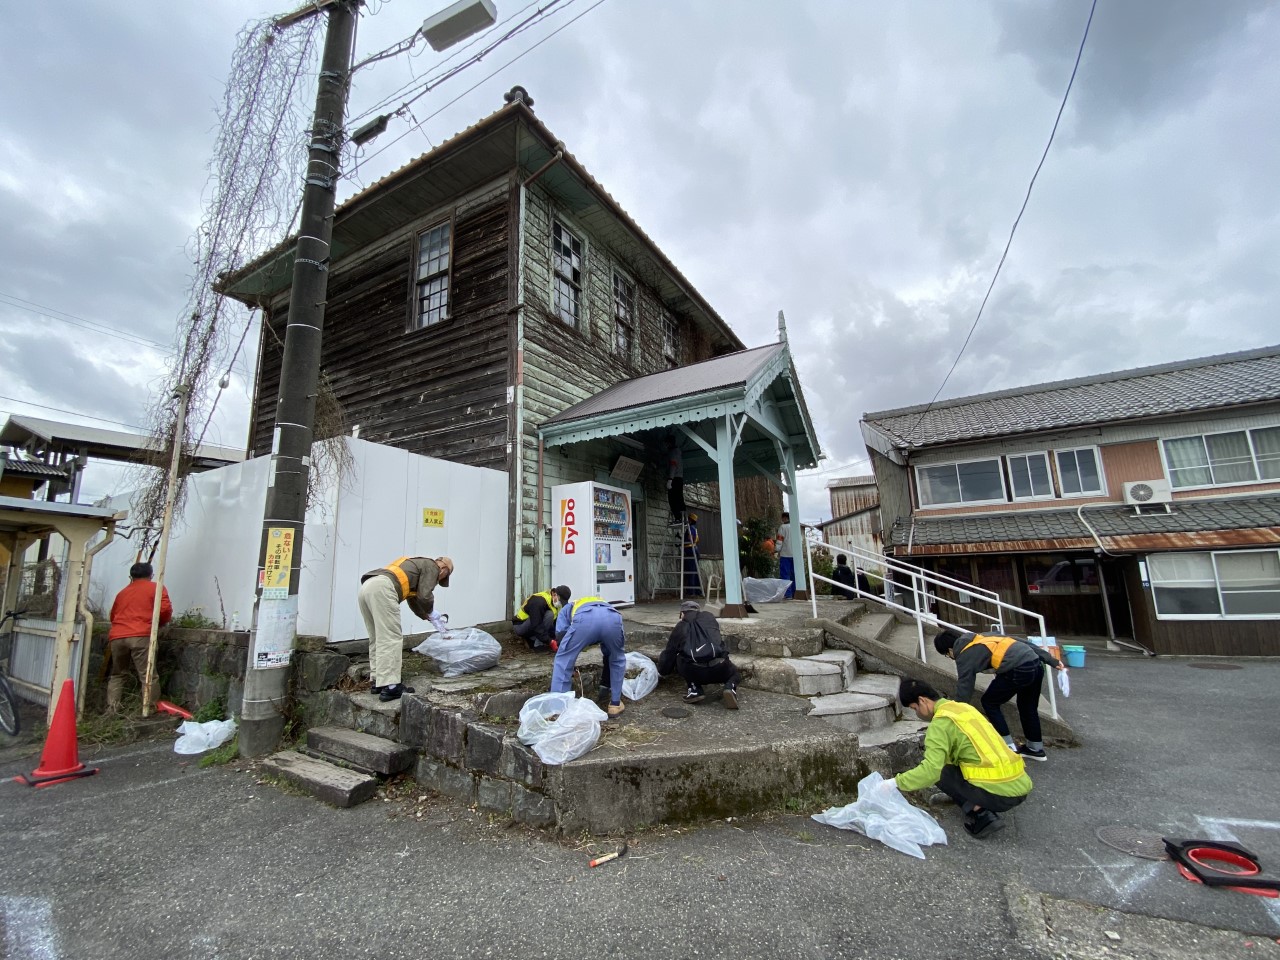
[934,701,1026,784]
[961,633,1019,668]
[382,557,417,602]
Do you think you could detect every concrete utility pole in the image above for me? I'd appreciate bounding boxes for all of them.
[240,1,359,757]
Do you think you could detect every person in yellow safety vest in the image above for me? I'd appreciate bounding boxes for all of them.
[934,628,1067,763]
[551,595,627,718]
[358,556,454,702]
[512,585,571,652]
[884,677,1033,838]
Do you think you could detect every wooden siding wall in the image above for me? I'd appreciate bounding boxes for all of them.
[871,452,911,540]
[518,185,716,591]
[1123,562,1280,656]
[252,185,513,470]
[830,484,879,518]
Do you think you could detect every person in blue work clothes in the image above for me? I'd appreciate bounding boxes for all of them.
[552,595,628,718]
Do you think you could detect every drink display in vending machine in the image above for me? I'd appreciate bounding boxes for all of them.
[551,480,635,605]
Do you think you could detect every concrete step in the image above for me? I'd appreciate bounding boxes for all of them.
[260,750,380,808]
[845,673,904,714]
[307,726,415,776]
[856,719,931,782]
[825,611,896,652]
[741,656,843,697]
[806,692,895,734]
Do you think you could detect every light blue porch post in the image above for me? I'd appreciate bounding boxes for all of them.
[715,414,746,614]
[783,446,808,599]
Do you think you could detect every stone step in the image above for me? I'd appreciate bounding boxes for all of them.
[825,611,896,653]
[260,750,380,808]
[806,691,896,734]
[307,725,415,776]
[845,673,904,713]
[856,719,931,782]
[741,656,843,697]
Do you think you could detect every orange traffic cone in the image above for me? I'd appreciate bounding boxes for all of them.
[15,679,99,788]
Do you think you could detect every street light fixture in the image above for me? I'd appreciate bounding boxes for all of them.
[421,0,497,51]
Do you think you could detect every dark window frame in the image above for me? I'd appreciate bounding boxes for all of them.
[410,217,454,331]
[552,219,584,330]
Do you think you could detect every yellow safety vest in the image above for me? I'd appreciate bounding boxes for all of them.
[515,590,557,622]
[569,596,606,620]
[934,701,1026,784]
[383,557,416,602]
[961,633,1019,668]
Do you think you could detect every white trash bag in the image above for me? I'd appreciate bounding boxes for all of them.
[516,691,608,765]
[811,772,948,859]
[621,652,658,701]
[413,626,502,677]
[742,577,791,604]
[174,718,237,755]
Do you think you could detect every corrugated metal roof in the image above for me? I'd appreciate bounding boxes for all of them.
[0,415,243,467]
[543,344,783,425]
[826,474,876,488]
[886,494,1280,548]
[863,344,1280,449]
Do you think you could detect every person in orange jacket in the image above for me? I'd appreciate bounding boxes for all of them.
[106,562,173,712]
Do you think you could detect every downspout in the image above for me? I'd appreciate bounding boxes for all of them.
[522,144,563,595]
[1076,503,1156,657]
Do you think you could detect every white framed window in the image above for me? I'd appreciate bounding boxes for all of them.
[662,310,679,367]
[1164,426,1280,489]
[1055,447,1104,497]
[552,220,583,329]
[612,271,634,360]
[1149,549,1280,619]
[413,222,451,329]
[1007,452,1054,501]
[916,457,1006,507]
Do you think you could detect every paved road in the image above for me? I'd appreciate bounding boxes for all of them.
[1,653,1278,960]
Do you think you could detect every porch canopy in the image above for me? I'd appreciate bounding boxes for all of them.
[540,340,822,615]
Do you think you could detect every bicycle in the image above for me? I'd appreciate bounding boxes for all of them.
[0,607,27,736]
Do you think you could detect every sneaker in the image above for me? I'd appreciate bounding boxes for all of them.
[964,810,1005,839]
[378,683,416,702]
[722,685,739,710]
[683,684,706,704]
[607,702,625,718]
[1017,745,1048,762]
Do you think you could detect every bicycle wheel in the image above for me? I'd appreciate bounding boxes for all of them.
[0,674,20,736]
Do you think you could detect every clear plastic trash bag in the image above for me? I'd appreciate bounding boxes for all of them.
[742,577,792,604]
[174,718,237,755]
[516,691,608,765]
[621,652,658,701]
[811,772,949,859]
[412,626,502,677]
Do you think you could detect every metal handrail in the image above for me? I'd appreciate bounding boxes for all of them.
[804,537,1059,719]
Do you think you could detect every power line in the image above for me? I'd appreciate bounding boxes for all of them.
[0,291,171,351]
[352,0,610,175]
[0,395,147,432]
[901,0,1097,444]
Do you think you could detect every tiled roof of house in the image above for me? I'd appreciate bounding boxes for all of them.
[863,344,1280,449]
[0,457,67,478]
[887,494,1280,547]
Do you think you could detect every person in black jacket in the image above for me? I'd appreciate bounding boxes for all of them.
[657,601,740,708]
[512,585,570,651]
[831,555,859,599]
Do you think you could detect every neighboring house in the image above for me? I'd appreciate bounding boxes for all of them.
[818,475,882,568]
[220,90,820,614]
[860,345,1280,656]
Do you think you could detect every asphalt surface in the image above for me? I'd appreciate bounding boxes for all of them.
[2,652,1278,960]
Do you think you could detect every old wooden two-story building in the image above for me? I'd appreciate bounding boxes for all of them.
[220,90,820,615]
[861,346,1280,656]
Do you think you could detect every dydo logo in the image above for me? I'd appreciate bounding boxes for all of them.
[559,498,578,554]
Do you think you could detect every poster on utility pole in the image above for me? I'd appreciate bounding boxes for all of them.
[254,595,297,669]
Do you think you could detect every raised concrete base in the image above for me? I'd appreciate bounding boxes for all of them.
[806,692,895,734]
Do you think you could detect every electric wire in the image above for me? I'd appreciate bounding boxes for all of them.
[898,0,1098,447]
[352,0,609,176]
[0,292,170,351]
[0,395,147,432]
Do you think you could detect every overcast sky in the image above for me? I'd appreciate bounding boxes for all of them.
[2,0,1277,520]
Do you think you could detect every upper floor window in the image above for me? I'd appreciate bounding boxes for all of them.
[414,222,451,328]
[612,272,634,359]
[662,310,679,367]
[916,458,1005,507]
[1055,447,1104,497]
[1007,453,1053,500]
[552,220,583,329]
[1164,427,1280,489]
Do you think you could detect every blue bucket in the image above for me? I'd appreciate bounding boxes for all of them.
[1063,645,1086,669]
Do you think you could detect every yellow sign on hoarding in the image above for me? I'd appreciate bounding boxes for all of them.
[422,508,445,528]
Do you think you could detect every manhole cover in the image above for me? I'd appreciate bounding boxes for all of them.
[1097,826,1169,860]
[1187,662,1243,671]
[662,706,691,719]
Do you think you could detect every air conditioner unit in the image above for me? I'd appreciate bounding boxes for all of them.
[1123,479,1173,506]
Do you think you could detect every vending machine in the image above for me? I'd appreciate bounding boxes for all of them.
[551,480,635,605]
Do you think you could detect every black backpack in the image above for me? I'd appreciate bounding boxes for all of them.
[682,613,728,663]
